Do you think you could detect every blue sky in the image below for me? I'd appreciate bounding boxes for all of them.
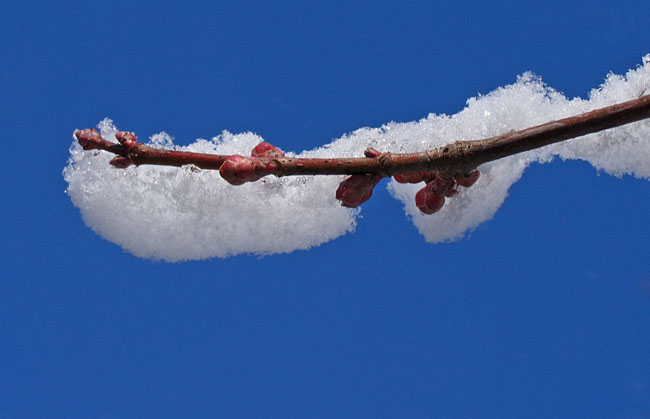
[2,1,649,417]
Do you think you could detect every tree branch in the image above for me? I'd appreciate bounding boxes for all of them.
[76,95,650,177]
[74,94,650,212]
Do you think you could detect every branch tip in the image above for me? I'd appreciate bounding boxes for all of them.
[75,128,102,150]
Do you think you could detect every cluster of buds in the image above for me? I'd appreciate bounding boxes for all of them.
[76,128,480,214]
[335,174,383,208]
[219,142,285,185]
[75,128,102,150]
[335,147,480,213]
[109,131,139,168]
[74,129,139,168]
[394,169,480,214]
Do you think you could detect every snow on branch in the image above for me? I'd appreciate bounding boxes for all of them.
[76,93,649,190]
[75,95,650,178]
[64,56,650,261]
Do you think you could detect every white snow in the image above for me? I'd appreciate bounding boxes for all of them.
[64,55,650,261]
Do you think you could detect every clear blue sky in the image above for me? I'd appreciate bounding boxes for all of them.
[2,1,649,417]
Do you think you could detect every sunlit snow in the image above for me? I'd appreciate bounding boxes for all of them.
[64,55,650,261]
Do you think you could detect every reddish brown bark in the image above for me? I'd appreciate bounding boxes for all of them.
[75,94,650,179]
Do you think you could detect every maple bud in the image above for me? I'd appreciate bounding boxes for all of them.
[336,175,383,208]
[456,169,480,188]
[75,128,101,150]
[251,142,285,158]
[109,156,133,168]
[219,155,279,185]
[219,155,262,185]
[415,183,446,214]
[115,131,138,147]
[364,147,382,158]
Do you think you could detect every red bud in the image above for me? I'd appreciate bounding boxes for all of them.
[429,176,448,196]
[115,131,138,147]
[336,175,382,208]
[429,176,458,197]
[456,169,480,188]
[219,155,278,185]
[75,128,102,150]
[109,156,133,168]
[415,183,446,214]
[251,142,285,158]
[219,155,261,185]
[364,147,382,158]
